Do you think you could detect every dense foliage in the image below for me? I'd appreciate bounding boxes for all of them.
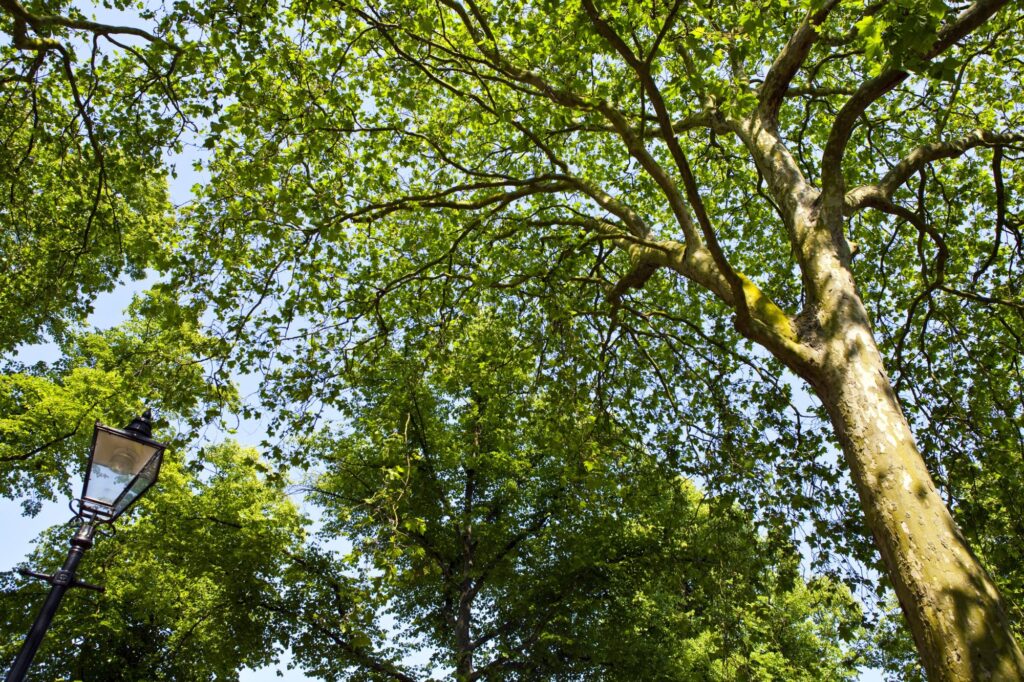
[278,308,864,680]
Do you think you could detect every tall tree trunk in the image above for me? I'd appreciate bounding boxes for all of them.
[808,289,1024,680]
[455,466,476,681]
[454,575,474,682]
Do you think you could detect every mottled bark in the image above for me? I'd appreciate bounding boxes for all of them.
[800,211,1024,680]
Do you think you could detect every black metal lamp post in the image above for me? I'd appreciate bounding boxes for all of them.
[4,410,166,682]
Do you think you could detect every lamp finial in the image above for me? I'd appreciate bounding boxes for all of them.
[123,410,154,439]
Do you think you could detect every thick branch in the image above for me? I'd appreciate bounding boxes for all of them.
[822,0,1011,201]
[0,0,173,47]
[758,0,843,125]
[733,117,819,226]
[845,129,1024,211]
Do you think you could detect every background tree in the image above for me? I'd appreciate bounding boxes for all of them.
[0,297,866,681]
[275,307,864,681]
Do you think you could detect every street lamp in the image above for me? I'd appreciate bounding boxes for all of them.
[4,410,167,682]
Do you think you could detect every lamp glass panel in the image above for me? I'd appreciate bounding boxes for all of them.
[113,453,161,515]
[85,430,160,508]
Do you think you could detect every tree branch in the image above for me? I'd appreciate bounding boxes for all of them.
[845,129,1024,211]
[758,0,843,126]
[0,0,174,48]
[822,0,1012,201]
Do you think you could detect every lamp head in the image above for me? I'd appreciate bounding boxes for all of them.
[80,411,166,523]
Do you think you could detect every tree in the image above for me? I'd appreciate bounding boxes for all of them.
[160,0,1024,678]
[2,0,1023,678]
[0,0,181,353]
[276,308,864,681]
[0,303,865,682]
[0,441,305,681]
